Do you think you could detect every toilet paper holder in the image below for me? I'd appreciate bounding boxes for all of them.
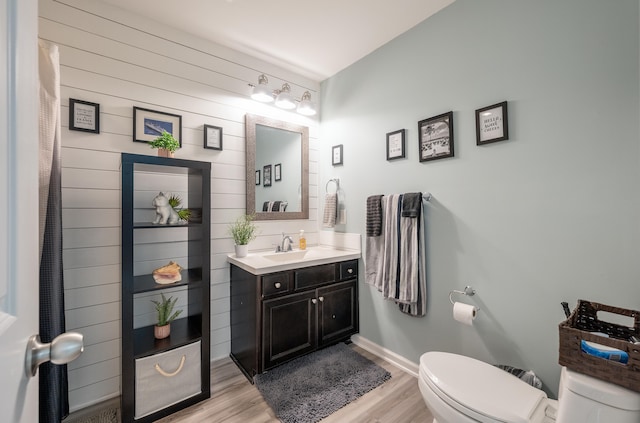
[449,286,478,307]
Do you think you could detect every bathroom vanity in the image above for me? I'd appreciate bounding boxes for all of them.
[228,247,360,380]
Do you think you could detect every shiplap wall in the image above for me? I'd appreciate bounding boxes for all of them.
[39,0,320,411]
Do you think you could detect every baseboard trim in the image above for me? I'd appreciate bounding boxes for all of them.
[351,334,419,378]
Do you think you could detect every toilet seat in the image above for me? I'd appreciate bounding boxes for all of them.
[420,352,549,423]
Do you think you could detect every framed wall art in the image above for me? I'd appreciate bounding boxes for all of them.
[274,163,282,181]
[255,170,261,186]
[476,101,509,145]
[386,129,406,160]
[204,124,223,150]
[332,144,343,166]
[418,111,454,162]
[263,164,272,187]
[133,106,182,145]
[69,98,100,133]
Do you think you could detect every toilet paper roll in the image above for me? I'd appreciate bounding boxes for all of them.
[453,302,478,326]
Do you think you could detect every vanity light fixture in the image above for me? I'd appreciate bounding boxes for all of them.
[296,91,316,116]
[274,83,296,110]
[249,75,317,115]
[250,74,274,103]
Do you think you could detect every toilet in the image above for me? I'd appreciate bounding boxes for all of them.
[418,351,640,423]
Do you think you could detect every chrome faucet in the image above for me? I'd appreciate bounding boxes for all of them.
[276,233,294,252]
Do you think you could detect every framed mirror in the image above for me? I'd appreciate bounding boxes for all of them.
[246,114,309,220]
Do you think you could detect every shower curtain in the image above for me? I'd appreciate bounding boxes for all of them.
[38,39,69,423]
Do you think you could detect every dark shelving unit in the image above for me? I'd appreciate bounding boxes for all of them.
[121,153,211,423]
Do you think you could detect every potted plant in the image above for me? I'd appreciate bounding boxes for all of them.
[149,130,180,158]
[167,194,192,222]
[151,293,182,339]
[229,214,257,258]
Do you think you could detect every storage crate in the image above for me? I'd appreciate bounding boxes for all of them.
[558,300,640,392]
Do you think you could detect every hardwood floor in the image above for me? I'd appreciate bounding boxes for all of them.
[156,344,434,423]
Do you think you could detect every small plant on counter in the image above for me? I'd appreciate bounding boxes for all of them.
[229,214,258,246]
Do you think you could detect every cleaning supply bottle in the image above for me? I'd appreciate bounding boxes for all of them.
[299,230,306,250]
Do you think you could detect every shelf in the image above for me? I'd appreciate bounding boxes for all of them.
[133,317,202,358]
[133,268,202,294]
[133,221,203,229]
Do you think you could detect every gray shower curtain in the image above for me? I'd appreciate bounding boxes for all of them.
[39,39,69,423]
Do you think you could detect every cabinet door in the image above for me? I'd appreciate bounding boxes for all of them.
[318,280,358,347]
[262,291,317,370]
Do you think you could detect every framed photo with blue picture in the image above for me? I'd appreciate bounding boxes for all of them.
[133,106,182,146]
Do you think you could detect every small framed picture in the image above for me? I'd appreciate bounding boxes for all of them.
[274,163,282,181]
[255,170,261,186]
[386,129,406,160]
[69,98,100,133]
[418,111,454,162]
[332,144,343,166]
[204,124,223,150]
[476,101,509,145]
[263,164,272,187]
[133,106,182,145]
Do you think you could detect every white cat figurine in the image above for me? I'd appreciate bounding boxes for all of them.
[152,192,179,224]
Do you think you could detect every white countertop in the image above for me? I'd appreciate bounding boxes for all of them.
[227,246,361,275]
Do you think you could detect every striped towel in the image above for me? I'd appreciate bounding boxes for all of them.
[366,195,383,236]
[323,193,337,227]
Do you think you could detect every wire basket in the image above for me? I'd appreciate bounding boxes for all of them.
[558,300,640,392]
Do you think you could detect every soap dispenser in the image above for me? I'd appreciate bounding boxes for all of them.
[299,230,306,250]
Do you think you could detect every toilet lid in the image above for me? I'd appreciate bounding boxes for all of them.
[420,352,547,423]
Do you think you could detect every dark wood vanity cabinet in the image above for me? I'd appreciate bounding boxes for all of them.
[230,260,359,379]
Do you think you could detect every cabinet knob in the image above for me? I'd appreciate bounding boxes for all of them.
[347,268,353,274]
[332,314,336,319]
[318,296,324,302]
[274,282,281,289]
[311,299,317,304]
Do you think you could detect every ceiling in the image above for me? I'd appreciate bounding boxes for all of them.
[95,0,455,81]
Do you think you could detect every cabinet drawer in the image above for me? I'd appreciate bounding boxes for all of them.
[135,341,202,419]
[339,260,358,280]
[262,272,290,297]
[294,263,336,290]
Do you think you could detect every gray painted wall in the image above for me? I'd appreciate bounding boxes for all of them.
[320,0,640,397]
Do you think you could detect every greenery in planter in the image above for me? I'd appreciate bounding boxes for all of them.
[149,130,180,153]
[151,293,182,326]
[229,214,258,245]
[167,193,192,221]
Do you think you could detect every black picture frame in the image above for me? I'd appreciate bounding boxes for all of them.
[386,129,406,160]
[255,170,261,186]
[274,163,282,181]
[418,111,454,162]
[69,98,100,133]
[263,164,272,187]
[133,106,182,146]
[332,144,343,166]
[476,101,509,145]
[203,124,223,150]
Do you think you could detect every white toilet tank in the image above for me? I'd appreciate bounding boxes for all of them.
[557,367,640,423]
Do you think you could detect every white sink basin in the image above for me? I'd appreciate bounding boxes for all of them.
[227,246,361,275]
[263,250,308,262]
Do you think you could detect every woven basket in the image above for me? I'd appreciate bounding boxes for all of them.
[558,300,640,392]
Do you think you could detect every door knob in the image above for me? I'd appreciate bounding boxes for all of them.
[26,332,84,377]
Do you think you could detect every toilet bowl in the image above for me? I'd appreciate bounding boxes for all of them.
[418,351,640,423]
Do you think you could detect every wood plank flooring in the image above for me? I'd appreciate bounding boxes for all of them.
[156,344,434,423]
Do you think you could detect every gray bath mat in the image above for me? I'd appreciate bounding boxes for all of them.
[254,342,391,423]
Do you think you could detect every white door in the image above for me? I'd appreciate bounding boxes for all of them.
[0,0,41,421]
